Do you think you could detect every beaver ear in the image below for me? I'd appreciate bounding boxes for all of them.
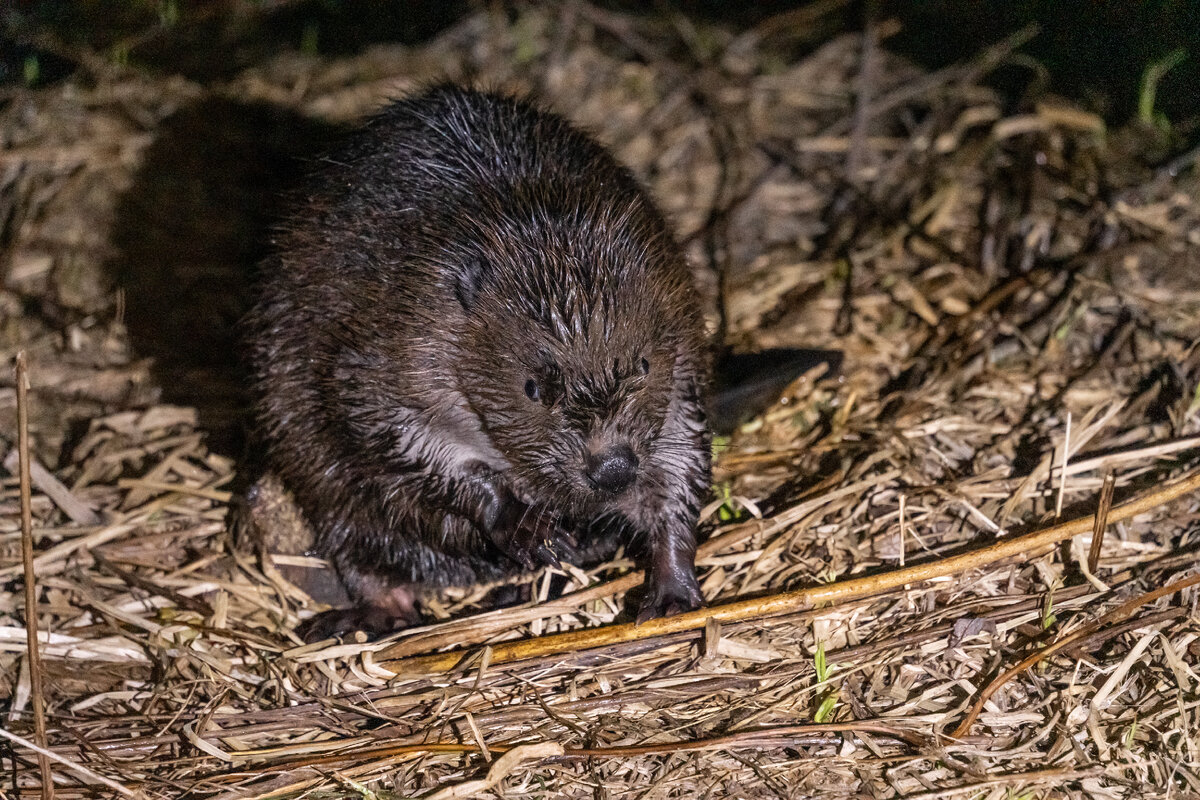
[454,255,488,311]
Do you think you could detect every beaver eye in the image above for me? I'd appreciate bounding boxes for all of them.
[639,356,650,375]
[524,379,540,402]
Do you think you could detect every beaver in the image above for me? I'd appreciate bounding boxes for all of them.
[246,86,711,640]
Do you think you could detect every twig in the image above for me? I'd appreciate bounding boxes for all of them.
[381,469,1200,674]
[2,448,100,525]
[92,551,215,616]
[1087,471,1116,574]
[0,725,139,798]
[949,571,1200,739]
[823,24,1040,138]
[726,0,850,54]
[557,720,927,757]
[220,720,925,777]
[424,742,563,800]
[370,470,861,661]
[1056,411,1071,518]
[116,477,233,502]
[901,767,1106,800]
[846,1,879,185]
[15,352,53,799]
[301,444,794,661]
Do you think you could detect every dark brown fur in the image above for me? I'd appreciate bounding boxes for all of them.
[246,86,711,639]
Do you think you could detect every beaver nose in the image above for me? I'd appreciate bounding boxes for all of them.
[585,444,638,494]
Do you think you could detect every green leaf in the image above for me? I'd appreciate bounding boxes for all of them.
[814,692,838,723]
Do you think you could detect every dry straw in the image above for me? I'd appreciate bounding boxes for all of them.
[2,3,1200,798]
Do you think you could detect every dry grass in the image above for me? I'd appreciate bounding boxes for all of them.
[2,4,1200,798]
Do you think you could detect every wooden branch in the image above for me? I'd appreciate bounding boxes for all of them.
[370,469,861,662]
[381,469,1200,674]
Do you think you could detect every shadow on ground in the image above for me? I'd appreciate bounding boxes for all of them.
[107,96,346,458]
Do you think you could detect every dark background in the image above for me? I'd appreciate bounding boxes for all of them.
[3,0,1199,132]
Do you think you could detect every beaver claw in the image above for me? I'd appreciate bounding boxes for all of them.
[491,497,562,571]
[636,573,704,625]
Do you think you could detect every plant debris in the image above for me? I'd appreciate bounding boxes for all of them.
[2,4,1199,798]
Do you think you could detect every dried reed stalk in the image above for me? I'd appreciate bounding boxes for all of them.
[15,352,54,799]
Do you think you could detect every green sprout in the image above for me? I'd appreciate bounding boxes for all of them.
[1041,585,1057,630]
[301,22,320,56]
[826,259,851,295]
[1138,48,1187,131]
[111,43,130,67]
[816,567,839,584]
[159,0,179,28]
[1186,382,1200,418]
[336,774,380,799]
[714,481,742,522]
[512,13,544,65]
[23,55,39,86]
[812,640,839,723]
[1053,302,1087,341]
[1124,718,1139,749]
[814,693,838,723]
[815,639,830,681]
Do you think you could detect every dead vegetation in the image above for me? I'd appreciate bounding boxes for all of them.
[2,3,1200,798]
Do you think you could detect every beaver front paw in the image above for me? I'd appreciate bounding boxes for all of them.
[636,571,703,625]
[490,498,562,570]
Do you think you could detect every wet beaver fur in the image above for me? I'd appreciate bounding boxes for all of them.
[247,86,711,639]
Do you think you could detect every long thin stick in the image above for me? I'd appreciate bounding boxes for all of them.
[224,719,926,776]
[366,470,855,662]
[949,572,1200,739]
[381,469,1200,674]
[1087,471,1116,573]
[0,726,137,799]
[16,352,54,799]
